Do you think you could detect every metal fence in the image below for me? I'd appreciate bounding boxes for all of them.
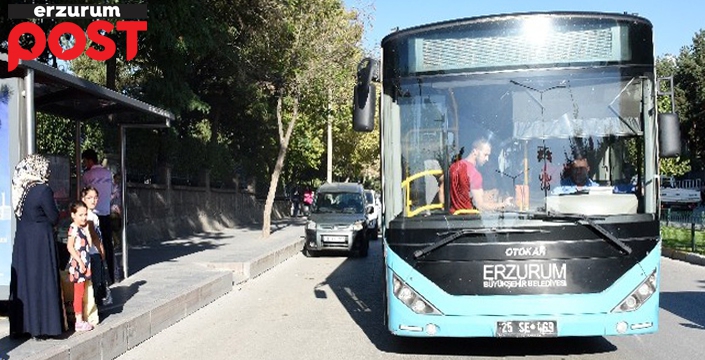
[660,208,704,252]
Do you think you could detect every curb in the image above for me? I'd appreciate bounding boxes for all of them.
[662,247,705,266]
[9,238,305,360]
[244,239,305,280]
[17,269,232,360]
[199,238,306,284]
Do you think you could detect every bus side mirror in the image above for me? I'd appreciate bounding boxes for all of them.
[353,83,375,132]
[353,58,379,132]
[658,113,681,158]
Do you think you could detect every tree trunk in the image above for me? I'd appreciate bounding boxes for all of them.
[208,107,221,163]
[262,95,298,238]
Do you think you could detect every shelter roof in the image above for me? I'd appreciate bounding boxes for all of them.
[0,54,173,126]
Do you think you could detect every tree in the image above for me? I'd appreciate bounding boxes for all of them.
[254,0,364,237]
[675,30,705,171]
[6,0,377,229]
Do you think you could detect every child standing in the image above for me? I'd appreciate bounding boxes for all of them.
[67,201,95,332]
[81,186,109,305]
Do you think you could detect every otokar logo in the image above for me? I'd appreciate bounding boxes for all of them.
[505,245,547,257]
[6,4,149,71]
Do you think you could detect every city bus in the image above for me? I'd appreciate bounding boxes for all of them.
[352,12,682,337]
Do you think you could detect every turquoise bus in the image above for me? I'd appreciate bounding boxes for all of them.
[353,12,681,337]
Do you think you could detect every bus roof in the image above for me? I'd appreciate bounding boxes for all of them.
[381,11,652,47]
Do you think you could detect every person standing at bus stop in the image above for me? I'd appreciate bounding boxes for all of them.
[9,154,65,339]
[81,149,115,284]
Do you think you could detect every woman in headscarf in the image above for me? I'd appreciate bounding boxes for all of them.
[9,154,64,339]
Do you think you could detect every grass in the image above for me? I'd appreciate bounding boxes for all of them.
[661,225,705,255]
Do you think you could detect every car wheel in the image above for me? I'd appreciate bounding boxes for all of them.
[303,247,316,257]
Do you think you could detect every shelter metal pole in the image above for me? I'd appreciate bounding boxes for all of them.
[25,69,35,154]
[120,125,128,279]
[75,121,82,200]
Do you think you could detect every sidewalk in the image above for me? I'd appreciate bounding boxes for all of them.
[662,247,705,266]
[0,219,306,360]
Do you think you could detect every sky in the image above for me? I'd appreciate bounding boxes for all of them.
[343,0,704,57]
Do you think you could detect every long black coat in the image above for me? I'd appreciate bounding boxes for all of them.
[9,184,64,337]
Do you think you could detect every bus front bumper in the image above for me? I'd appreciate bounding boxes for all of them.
[387,297,659,337]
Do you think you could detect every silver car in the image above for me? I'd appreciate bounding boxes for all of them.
[304,183,371,257]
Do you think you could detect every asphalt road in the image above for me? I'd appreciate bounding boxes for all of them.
[117,241,705,360]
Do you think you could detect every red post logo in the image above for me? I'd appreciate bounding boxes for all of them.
[5,4,149,71]
[7,20,147,71]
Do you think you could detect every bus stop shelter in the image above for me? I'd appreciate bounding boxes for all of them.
[0,53,174,298]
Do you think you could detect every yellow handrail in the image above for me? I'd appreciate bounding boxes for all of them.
[401,169,443,217]
[400,169,443,187]
[401,169,484,217]
[452,209,480,215]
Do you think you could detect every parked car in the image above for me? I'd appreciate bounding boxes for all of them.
[364,189,380,239]
[304,182,371,257]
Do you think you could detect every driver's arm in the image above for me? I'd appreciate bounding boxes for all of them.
[471,188,513,211]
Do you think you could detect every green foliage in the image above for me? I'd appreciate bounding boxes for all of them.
[661,225,705,255]
[674,30,705,170]
[660,157,692,177]
[36,114,75,157]
[656,34,705,176]
[20,0,376,196]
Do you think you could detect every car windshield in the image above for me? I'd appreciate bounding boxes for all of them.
[365,191,374,203]
[314,192,365,214]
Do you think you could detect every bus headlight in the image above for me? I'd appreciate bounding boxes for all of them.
[612,270,657,313]
[392,274,442,315]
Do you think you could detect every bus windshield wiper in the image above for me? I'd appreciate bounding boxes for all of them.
[413,228,546,259]
[529,211,632,255]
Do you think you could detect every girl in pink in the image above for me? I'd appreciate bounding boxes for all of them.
[66,201,94,332]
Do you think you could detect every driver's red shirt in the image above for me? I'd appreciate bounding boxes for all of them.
[449,159,482,213]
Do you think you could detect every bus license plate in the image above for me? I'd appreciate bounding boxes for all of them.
[496,320,557,337]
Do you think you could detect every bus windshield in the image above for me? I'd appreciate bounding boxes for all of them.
[387,68,651,218]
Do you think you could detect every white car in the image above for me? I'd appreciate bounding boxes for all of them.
[364,189,381,238]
